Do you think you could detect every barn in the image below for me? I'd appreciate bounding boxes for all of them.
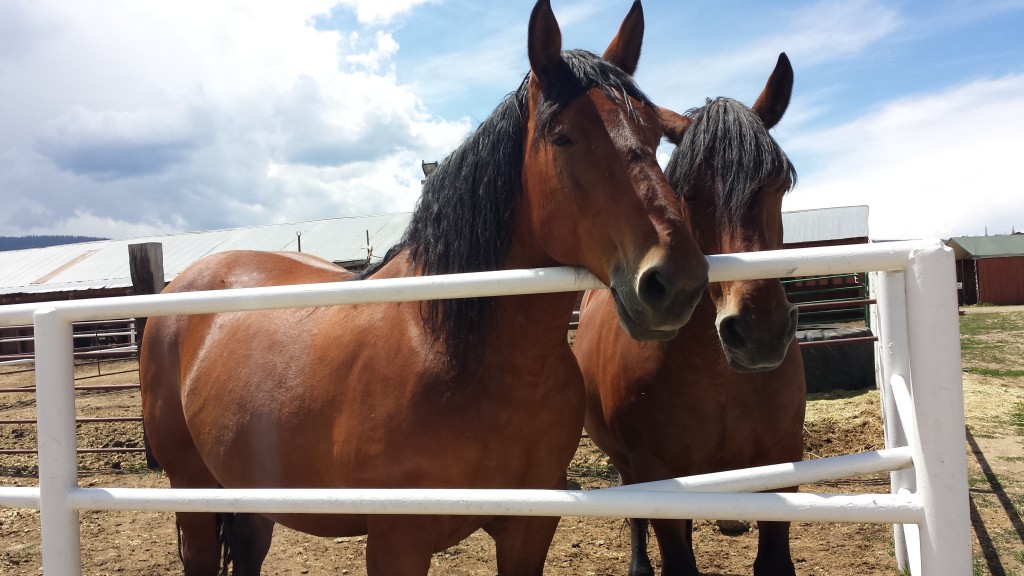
[0,213,411,357]
[782,205,870,250]
[0,205,870,306]
[946,234,1024,306]
[0,213,412,307]
[1,205,873,358]
[780,205,874,393]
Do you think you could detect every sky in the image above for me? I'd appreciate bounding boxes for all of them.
[1,0,1022,242]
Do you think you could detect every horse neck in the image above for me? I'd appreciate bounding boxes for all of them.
[491,217,581,352]
[366,238,577,355]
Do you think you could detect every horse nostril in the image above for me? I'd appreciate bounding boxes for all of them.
[787,306,799,339]
[638,268,669,306]
[719,316,746,350]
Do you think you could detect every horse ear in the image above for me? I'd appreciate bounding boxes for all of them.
[528,0,563,87]
[752,53,794,130]
[602,0,644,75]
[658,107,693,145]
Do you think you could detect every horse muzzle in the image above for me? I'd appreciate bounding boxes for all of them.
[609,259,708,341]
[717,303,799,372]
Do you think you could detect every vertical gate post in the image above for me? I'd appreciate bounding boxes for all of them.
[128,242,165,339]
[871,270,914,572]
[128,242,164,469]
[34,307,82,576]
[903,242,970,574]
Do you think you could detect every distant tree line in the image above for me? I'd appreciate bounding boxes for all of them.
[0,235,107,252]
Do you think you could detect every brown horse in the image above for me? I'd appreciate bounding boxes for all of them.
[574,53,804,576]
[139,2,709,575]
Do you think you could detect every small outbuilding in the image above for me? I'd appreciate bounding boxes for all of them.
[946,234,1024,306]
[781,205,870,250]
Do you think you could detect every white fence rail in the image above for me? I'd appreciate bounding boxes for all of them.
[0,240,970,575]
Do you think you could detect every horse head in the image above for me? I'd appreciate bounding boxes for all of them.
[663,53,798,371]
[519,0,708,341]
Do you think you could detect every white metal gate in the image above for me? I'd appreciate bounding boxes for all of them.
[0,240,970,575]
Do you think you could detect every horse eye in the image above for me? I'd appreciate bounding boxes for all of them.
[551,133,574,148]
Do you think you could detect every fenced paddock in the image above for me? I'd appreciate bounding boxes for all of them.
[0,319,144,457]
[0,240,969,575]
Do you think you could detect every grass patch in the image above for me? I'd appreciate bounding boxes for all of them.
[1012,402,1024,436]
[960,312,1024,337]
[973,555,989,576]
[966,367,1024,378]
[970,430,999,440]
[960,311,1024,369]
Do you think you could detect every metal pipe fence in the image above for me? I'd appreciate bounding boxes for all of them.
[0,240,970,575]
[1,322,142,456]
[0,318,137,363]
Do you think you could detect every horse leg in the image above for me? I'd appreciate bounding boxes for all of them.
[175,512,223,576]
[162,451,229,575]
[753,521,795,576]
[650,518,699,576]
[483,515,561,576]
[148,413,235,574]
[364,516,436,576]
[226,513,275,576]
[628,518,655,576]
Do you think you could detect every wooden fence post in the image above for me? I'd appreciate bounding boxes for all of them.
[128,242,164,469]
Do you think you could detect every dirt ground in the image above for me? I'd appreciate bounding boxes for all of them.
[1,308,1021,575]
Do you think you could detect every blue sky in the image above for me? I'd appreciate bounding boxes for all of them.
[1,0,1022,241]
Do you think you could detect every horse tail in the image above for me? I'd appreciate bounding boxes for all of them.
[176,519,184,564]
[175,514,235,575]
[216,512,235,576]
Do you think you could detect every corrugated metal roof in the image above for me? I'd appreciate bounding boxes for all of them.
[0,205,874,297]
[0,213,412,296]
[782,205,870,245]
[946,235,1024,259]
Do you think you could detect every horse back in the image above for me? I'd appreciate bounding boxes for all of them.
[162,250,354,293]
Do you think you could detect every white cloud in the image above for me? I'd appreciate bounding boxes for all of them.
[35,103,211,179]
[0,1,469,238]
[642,0,901,112]
[344,32,400,72]
[782,74,1024,239]
[550,0,611,28]
[21,209,180,240]
[334,0,437,25]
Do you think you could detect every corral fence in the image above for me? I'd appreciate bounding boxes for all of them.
[0,319,144,456]
[0,318,137,361]
[785,271,871,326]
[0,240,969,575]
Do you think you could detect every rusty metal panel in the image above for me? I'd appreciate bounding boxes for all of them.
[977,256,1024,305]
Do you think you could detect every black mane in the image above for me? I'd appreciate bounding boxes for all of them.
[360,49,652,361]
[664,97,796,220]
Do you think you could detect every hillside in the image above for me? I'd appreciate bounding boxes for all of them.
[0,235,106,252]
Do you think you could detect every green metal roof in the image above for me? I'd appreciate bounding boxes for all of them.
[945,235,1024,259]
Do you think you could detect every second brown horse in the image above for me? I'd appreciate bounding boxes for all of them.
[575,54,805,576]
